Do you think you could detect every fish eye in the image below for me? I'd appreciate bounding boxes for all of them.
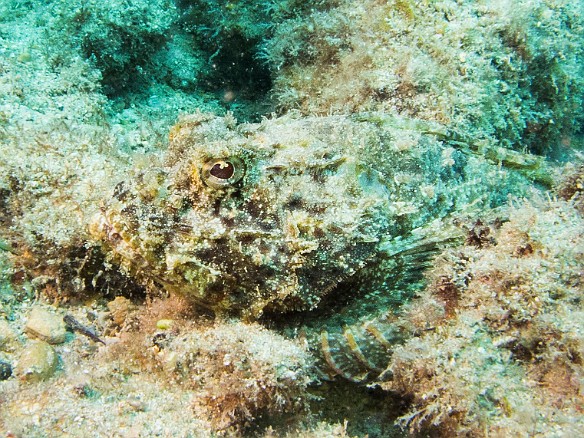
[201,157,245,189]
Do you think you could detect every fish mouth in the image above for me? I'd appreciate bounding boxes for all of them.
[163,222,380,319]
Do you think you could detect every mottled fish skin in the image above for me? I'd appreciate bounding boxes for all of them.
[90,112,537,378]
[63,314,106,345]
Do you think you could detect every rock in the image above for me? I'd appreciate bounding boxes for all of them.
[24,306,67,344]
[15,341,58,382]
[0,360,12,380]
[0,319,18,351]
[107,296,135,327]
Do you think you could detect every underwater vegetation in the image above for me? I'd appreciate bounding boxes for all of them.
[387,198,583,435]
[0,0,583,436]
[265,0,583,155]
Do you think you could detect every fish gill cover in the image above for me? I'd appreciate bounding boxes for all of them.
[0,0,582,436]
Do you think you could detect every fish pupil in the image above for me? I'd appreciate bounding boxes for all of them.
[210,162,234,179]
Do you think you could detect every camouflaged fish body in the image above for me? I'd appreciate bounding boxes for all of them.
[90,112,537,379]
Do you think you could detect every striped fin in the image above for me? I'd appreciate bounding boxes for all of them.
[343,325,384,372]
[321,330,367,382]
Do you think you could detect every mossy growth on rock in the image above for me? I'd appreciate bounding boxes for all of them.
[169,322,312,433]
[384,198,584,436]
